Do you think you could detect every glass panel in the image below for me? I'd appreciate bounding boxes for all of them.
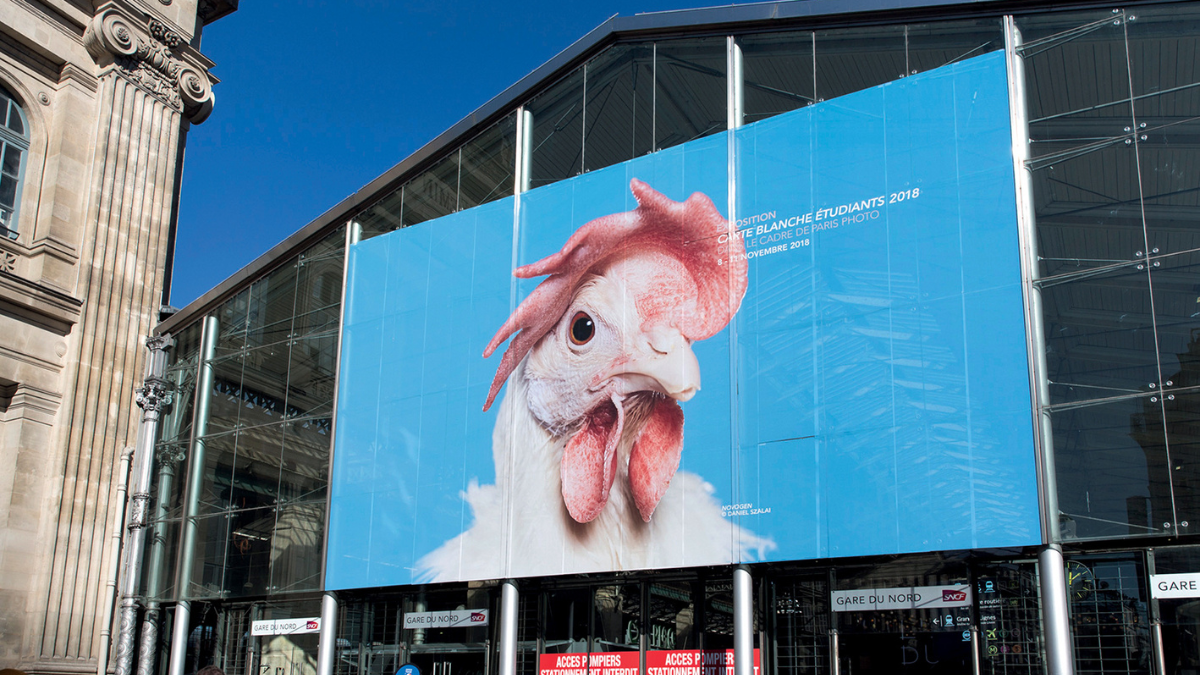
[1031,137,1146,279]
[0,174,15,208]
[593,584,640,652]
[402,152,460,226]
[905,19,1004,74]
[583,44,655,171]
[6,99,23,135]
[2,143,20,176]
[1053,393,1173,540]
[815,25,907,102]
[655,38,726,149]
[246,261,300,349]
[771,575,830,675]
[1137,116,1200,257]
[0,90,10,129]
[1041,262,1158,404]
[215,289,251,357]
[189,511,231,599]
[279,423,329,505]
[224,505,275,597]
[227,424,285,515]
[647,581,698,650]
[459,113,516,208]
[284,333,338,420]
[1065,555,1151,675]
[741,31,815,124]
[544,588,592,653]
[1016,11,1133,123]
[207,355,247,435]
[293,230,344,339]
[237,344,292,427]
[357,185,404,240]
[834,557,971,673]
[974,562,1043,675]
[1152,546,1200,674]
[1151,251,1200,388]
[197,431,237,515]
[703,580,735,649]
[270,501,324,593]
[1151,388,1200,534]
[528,67,585,189]
[1126,6,1200,257]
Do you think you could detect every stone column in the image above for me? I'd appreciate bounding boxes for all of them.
[33,3,217,670]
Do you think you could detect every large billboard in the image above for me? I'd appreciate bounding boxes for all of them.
[327,50,1039,588]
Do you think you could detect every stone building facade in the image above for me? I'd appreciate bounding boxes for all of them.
[0,1,233,672]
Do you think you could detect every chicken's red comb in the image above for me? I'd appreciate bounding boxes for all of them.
[482,179,748,411]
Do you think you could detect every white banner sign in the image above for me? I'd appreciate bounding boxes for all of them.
[403,609,489,629]
[831,584,971,612]
[1152,573,1200,598]
[251,617,321,636]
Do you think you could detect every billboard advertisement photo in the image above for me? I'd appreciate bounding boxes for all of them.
[326,50,1040,588]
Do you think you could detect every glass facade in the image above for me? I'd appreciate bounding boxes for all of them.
[1020,5,1200,542]
[142,3,1200,675]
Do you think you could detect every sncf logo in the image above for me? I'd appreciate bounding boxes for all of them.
[942,590,967,602]
[306,621,319,630]
[470,613,486,622]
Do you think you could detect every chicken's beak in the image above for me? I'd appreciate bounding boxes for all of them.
[604,325,701,402]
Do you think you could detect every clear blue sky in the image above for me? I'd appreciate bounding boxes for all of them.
[171,0,721,308]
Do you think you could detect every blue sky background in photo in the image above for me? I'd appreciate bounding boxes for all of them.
[171,0,717,307]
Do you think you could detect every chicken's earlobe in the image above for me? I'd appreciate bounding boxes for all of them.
[560,395,624,523]
[628,397,685,522]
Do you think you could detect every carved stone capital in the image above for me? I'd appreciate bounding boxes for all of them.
[135,377,174,415]
[155,443,186,469]
[145,333,174,353]
[84,7,216,123]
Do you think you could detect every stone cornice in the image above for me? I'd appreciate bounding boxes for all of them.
[0,266,83,334]
[83,3,215,122]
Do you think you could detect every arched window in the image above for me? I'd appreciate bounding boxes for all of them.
[0,86,29,239]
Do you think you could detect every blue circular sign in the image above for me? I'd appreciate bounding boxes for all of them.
[397,665,420,675]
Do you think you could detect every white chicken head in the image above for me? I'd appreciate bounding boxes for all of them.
[483,179,748,524]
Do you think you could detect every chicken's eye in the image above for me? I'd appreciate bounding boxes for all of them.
[569,311,595,345]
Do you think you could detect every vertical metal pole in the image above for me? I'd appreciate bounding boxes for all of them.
[1007,17,1073,674]
[318,592,339,675]
[520,109,534,194]
[1004,16,1061,544]
[499,581,519,675]
[139,450,181,675]
[828,629,839,675]
[320,220,361,593]
[733,567,753,675]
[725,36,744,522]
[1148,549,1167,675]
[1038,546,1075,675]
[727,36,744,131]
[99,445,135,675]
[115,335,175,675]
[970,625,981,675]
[1152,622,1167,675]
[169,602,191,674]
[168,315,219,675]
